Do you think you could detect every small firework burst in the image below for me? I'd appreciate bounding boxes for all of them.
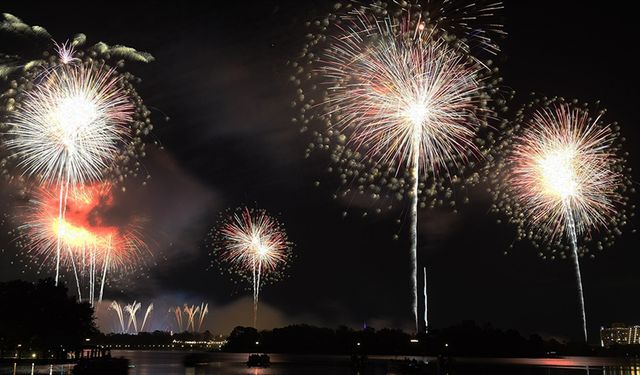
[208,207,292,327]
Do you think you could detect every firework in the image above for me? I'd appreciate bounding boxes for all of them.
[169,303,209,333]
[6,63,133,186]
[141,303,154,333]
[0,14,156,285]
[488,97,634,341]
[109,301,126,333]
[125,301,142,333]
[290,1,506,332]
[210,207,292,328]
[109,301,153,334]
[423,267,428,332]
[19,183,147,305]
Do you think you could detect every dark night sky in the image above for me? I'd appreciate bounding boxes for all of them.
[1,1,638,342]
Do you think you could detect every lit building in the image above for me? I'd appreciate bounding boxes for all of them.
[600,323,640,347]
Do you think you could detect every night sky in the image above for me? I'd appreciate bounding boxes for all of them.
[1,1,638,342]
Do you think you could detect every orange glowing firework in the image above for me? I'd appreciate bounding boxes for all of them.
[210,207,292,328]
[21,183,147,304]
[488,97,633,341]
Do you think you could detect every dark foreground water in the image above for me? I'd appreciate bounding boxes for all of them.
[3,351,640,374]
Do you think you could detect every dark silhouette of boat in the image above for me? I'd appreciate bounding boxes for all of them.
[246,353,270,367]
[72,357,129,375]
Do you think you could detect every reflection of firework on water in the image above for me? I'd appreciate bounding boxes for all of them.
[487,97,634,341]
[290,1,507,332]
[209,207,292,328]
[169,303,209,332]
[18,183,148,305]
[0,14,156,285]
[110,301,154,334]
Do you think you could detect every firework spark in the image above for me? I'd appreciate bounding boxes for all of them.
[489,98,633,341]
[211,207,292,328]
[291,1,503,332]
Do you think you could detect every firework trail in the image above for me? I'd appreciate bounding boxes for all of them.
[140,303,154,332]
[291,1,504,332]
[211,207,292,328]
[170,306,184,332]
[423,267,428,332]
[488,98,633,341]
[125,301,142,333]
[198,303,209,332]
[184,304,200,332]
[110,301,154,333]
[109,301,126,333]
[0,14,156,288]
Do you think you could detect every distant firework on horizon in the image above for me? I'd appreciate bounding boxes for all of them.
[290,0,508,332]
[487,96,634,341]
[169,303,209,333]
[208,207,292,328]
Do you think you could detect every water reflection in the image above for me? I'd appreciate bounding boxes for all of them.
[604,366,640,375]
[5,353,640,374]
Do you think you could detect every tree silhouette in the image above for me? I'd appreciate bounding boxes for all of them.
[0,278,98,355]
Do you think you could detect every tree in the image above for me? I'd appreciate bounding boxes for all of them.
[0,278,98,353]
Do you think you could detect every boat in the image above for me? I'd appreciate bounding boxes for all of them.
[246,353,270,367]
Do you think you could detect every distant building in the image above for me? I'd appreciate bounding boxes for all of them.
[600,323,640,347]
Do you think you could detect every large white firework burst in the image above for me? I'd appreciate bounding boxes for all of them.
[5,63,133,185]
[321,11,487,176]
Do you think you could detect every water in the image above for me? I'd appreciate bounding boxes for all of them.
[3,352,640,374]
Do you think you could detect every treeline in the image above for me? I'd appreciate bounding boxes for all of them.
[223,322,594,356]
